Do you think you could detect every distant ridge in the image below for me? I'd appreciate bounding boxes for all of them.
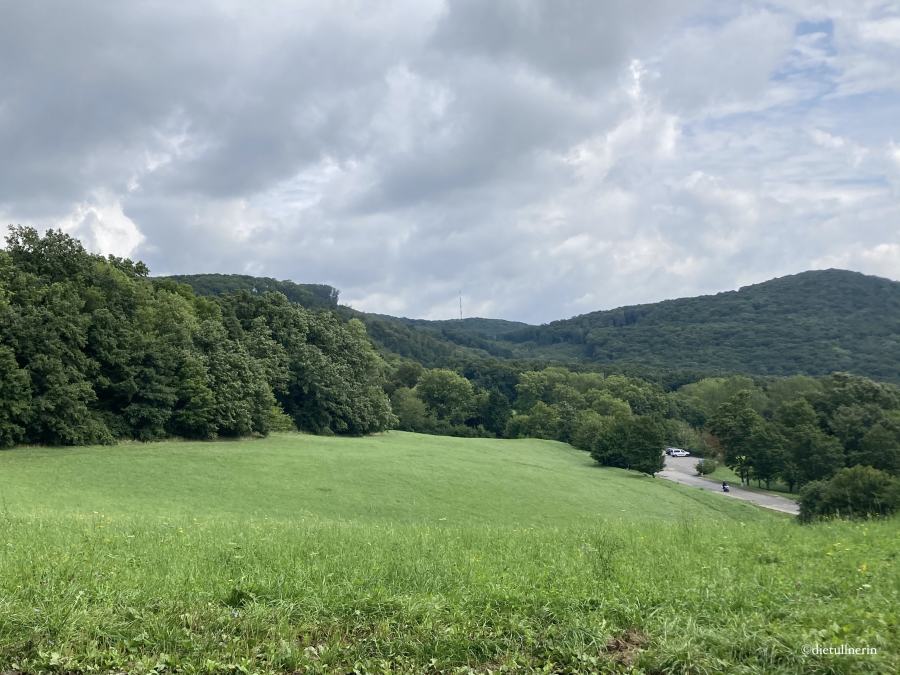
[161,274,340,310]
[499,269,900,380]
[164,269,900,382]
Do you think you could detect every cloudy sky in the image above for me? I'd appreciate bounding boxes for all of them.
[2,1,899,323]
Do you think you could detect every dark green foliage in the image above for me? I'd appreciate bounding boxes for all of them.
[175,270,900,387]
[178,268,900,397]
[570,410,612,452]
[854,422,900,474]
[162,273,339,309]
[708,391,763,484]
[217,293,395,435]
[194,319,274,437]
[476,389,512,436]
[0,346,30,448]
[813,371,900,416]
[173,276,524,371]
[1,231,113,445]
[695,377,900,493]
[386,361,424,394]
[799,466,900,522]
[590,416,666,475]
[505,402,562,440]
[0,227,394,445]
[696,458,718,475]
[391,387,432,432]
[415,369,476,425]
[746,425,785,489]
[781,424,845,488]
[5,227,898,533]
[500,270,900,381]
[354,315,472,366]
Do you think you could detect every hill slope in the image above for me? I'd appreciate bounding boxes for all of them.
[163,269,900,381]
[0,431,763,524]
[160,274,521,366]
[502,270,900,380]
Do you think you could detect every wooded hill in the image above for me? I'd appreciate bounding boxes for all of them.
[167,269,900,383]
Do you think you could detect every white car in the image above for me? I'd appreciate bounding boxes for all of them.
[667,448,691,457]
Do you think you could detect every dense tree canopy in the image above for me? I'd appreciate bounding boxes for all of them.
[0,227,393,447]
[800,466,900,522]
[498,270,900,382]
[587,416,666,476]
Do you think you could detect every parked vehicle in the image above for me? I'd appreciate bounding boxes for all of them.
[667,447,691,457]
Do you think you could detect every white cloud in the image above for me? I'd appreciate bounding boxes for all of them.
[61,195,145,259]
[1,0,899,322]
[653,9,796,115]
[858,17,900,46]
[889,142,900,168]
[813,242,900,279]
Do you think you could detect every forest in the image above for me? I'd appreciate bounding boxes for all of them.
[0,227,393,447]
[500,269,900,381]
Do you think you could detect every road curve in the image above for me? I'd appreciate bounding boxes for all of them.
[658,456,800,515]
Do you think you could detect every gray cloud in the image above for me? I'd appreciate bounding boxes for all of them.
[1,0,898,323]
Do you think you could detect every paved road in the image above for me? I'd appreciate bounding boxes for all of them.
[659,456,800,515]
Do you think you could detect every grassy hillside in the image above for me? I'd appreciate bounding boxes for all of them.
[0,432,760,524]
[1,433,897,673]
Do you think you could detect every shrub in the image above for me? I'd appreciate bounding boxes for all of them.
[390,387,431,432]
[268,406,297,432]
[799,465,900,523]
[696,458,718,475]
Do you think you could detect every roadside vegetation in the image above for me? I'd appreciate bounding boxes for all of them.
[706,463,801,501]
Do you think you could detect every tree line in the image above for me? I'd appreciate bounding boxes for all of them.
[387,362,900,516]
[0,227,394,447]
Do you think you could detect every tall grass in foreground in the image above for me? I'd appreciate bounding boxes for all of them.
[0,514,896,674]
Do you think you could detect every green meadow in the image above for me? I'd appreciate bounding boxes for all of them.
[0,432,897,673]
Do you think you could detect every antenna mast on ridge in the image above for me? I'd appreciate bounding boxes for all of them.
[459,291,463,321]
